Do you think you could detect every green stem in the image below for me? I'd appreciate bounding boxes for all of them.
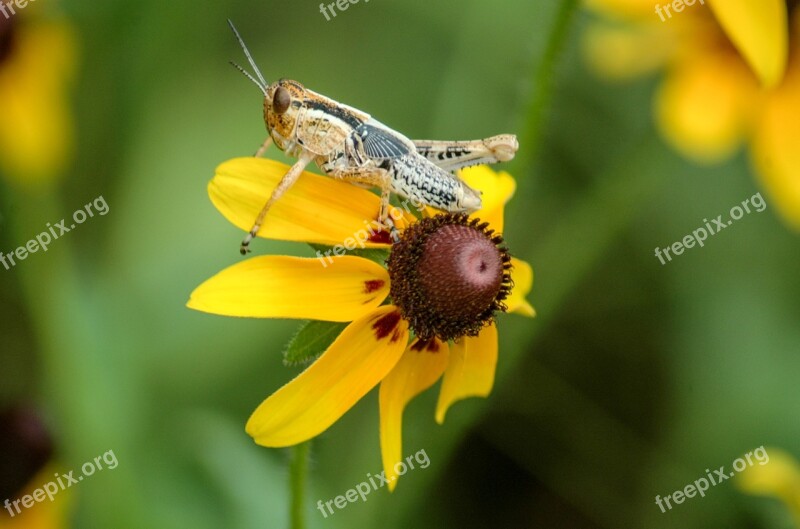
[289,441,311,529]
[517,0,581,172]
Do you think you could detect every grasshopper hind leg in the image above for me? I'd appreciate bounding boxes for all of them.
[412,134,518,172]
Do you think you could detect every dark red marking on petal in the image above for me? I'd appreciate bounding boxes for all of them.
[410,339,440,352]
[364,279,385,294]
[391,328,404,343]
[372,310,401,340]
[368,230,393,245]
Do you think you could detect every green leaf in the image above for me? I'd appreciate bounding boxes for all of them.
[282,320,348,366]
[308,243,389,267]
[348,248,391,265]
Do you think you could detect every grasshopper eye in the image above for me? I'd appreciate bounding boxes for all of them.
[273,87,291,114]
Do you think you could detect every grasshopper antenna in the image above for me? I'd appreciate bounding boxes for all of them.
[229,61,267,96]
[227,20,268,92]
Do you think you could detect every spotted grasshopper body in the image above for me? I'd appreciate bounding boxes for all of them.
[229,21,518,254]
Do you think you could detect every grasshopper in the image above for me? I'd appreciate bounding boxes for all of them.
[228,21,519,255]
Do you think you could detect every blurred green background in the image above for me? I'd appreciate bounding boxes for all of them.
[1,0,799,528]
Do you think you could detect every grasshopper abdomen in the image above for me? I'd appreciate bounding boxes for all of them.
[385,154,481,212]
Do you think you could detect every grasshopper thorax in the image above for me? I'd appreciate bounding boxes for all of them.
[264,80,306,155]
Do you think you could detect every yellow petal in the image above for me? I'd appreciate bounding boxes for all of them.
[435,323,498,424]
[752,35,800,230]
[708,0,788,88]
[246,306,409,447]
[584,0,660,20]
[584,21,678,80]
[507,258,535,317]
[187,255,389,321]
[656,50,757,162]
[736,447,800,523]
[458,165,516,233]
[379,338,449,491]
[210,158,415,247]
[0,22,76,185]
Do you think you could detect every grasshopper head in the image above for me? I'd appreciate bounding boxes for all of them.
[227,21,305,154]
[264,80,306,152]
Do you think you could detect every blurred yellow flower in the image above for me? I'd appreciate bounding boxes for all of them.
[736,447,800,525]
[584,0,800,229]
[188,158,534,490]
[0,16,76,186]
[0,408,68,529]
[0,467,69,529]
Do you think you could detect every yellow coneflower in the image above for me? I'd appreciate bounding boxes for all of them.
[188,158,534,489]
[584,0,800,229]
[0,407,69,529]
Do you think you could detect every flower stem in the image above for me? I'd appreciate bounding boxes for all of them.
[289,441,311,529]
[518,0,581,171]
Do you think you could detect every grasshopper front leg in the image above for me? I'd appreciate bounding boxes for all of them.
[412,134,518,172]
[240,151,315,254]
[254,136,273,158]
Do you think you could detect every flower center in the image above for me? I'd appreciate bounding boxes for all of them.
[418,224,504,319]
[387,213,512,342]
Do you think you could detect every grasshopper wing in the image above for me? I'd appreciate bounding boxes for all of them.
[356,120,415,160]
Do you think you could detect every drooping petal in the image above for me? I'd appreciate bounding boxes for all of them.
[246,306,409,447]
[210,158,414,247]
[708,0,788,88]
[458,165,516,233]
[187,256,389,321]
[751,18,800,230]
[655,50,757,162]
[379,338,449,491]
[735,447,800,524]
[507,258,535,317]
[435,323,498,424]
